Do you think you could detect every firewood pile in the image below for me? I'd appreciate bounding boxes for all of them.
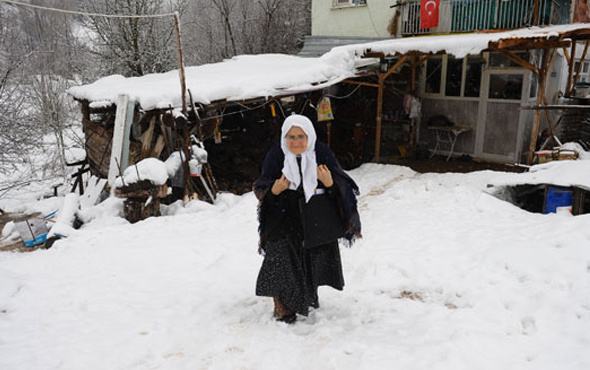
[114,180,167,223]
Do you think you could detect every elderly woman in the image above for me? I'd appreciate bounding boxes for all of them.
[253,114,361,323]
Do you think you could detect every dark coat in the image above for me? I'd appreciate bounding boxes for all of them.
[253,141,361,251]
[252,141,361,316]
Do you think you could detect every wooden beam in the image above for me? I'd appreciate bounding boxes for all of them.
[364,51,386,59]
[566,41,577,96]
[522,105,590,110]
[374,55,408,163]
[542,95,557,138]
[490,46,538,74]
[410,55,417,93]
[547,47,558,73]
[412,54,432,68]
[342,79,380,88]
[527,49,550,165]
[493,38,570,51]
[562,46,571,64]
[383,55,408,80]
[375,81,384,163]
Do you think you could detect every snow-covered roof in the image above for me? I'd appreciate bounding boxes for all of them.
[68,24,590,111]
[332,23,590,59]
[67,53,359,111]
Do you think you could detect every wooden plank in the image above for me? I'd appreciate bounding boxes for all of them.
[342,79,380,88]
[412,54,432,68]
[490,47,538,73]
[374,55,408,163]
[494,39,570,50]
[364,51,386,59]
[527,49,549,165]
[151,135,165,158]
[566,41,577,96]
[140,116,156,159]
[562,47,571,64]
[375,80,384,163]
[383,55,408,80]
[109,94,134,187]
[522,104,590,110]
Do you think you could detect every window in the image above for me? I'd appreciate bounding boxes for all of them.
[464,58,482,97]
[425,58,443,94]
[489,74,523,100]
[574,60,590,83]
[333,0,366,7]
[445,58,463,96]
[424,56,481,98]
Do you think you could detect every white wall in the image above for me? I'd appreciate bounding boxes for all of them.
[311,0,396,37]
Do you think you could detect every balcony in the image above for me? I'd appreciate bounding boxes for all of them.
[399,0,569,37]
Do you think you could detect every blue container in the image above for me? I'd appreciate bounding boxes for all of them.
[544,186,572,214]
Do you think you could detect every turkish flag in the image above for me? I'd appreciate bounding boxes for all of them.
[420,0,440,29]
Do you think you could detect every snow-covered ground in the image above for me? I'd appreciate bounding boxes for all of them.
[1,163,589,370]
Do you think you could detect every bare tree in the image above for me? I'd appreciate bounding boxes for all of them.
[79,0,186,77]
[182,0,311,63]
[0,1,83,184]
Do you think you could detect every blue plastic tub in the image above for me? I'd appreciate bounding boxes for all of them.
[544,186,572,214]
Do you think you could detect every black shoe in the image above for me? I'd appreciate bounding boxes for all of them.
[310,298,320,309]
[275,313,297,324]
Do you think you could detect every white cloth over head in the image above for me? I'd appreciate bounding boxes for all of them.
[280,114,318,203]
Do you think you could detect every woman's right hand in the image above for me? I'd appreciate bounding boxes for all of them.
[271,174,290,195]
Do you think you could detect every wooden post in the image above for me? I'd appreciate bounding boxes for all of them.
[375,76,385,162]
[374,56,408,163]
[173,13,187,116]
[527,49,549,165]
[566,41,577,96]
[109,94,135,187]
[409,55,417,153]
[410,55,417,93]
[533,0,539,26]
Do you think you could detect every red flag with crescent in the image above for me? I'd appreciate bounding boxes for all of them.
[420,0,440,29]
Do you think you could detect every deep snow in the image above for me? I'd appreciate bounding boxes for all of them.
[1,163,589,370]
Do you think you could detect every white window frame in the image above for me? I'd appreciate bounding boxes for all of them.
[420,55,482,100]
[332,0,367,8]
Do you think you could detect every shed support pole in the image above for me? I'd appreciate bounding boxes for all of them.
[527,49,549,165]
[173,13,187,116]
[109,94,135,187]
[375,79,384,162]
[566,41,577,96]
[374,56,408,163]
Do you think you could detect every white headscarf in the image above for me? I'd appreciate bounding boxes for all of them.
[280,114,317,203]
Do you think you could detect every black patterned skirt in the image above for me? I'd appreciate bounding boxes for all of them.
[256,234,344,316]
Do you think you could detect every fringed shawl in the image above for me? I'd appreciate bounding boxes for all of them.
[253,142,361,252]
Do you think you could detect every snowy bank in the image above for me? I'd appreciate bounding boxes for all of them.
[1,164,589,370]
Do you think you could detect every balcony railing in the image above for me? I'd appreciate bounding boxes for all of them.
[400,0,557,37]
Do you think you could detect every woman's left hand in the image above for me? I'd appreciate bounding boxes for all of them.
[317,164,333,188]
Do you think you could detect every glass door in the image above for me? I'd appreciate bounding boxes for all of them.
[475,69,528,162]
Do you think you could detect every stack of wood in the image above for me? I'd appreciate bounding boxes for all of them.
[114,180,167,223]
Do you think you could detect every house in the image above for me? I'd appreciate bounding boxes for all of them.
[307,0,590,165]
[67,54,367,196]
[69,2,590,202]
